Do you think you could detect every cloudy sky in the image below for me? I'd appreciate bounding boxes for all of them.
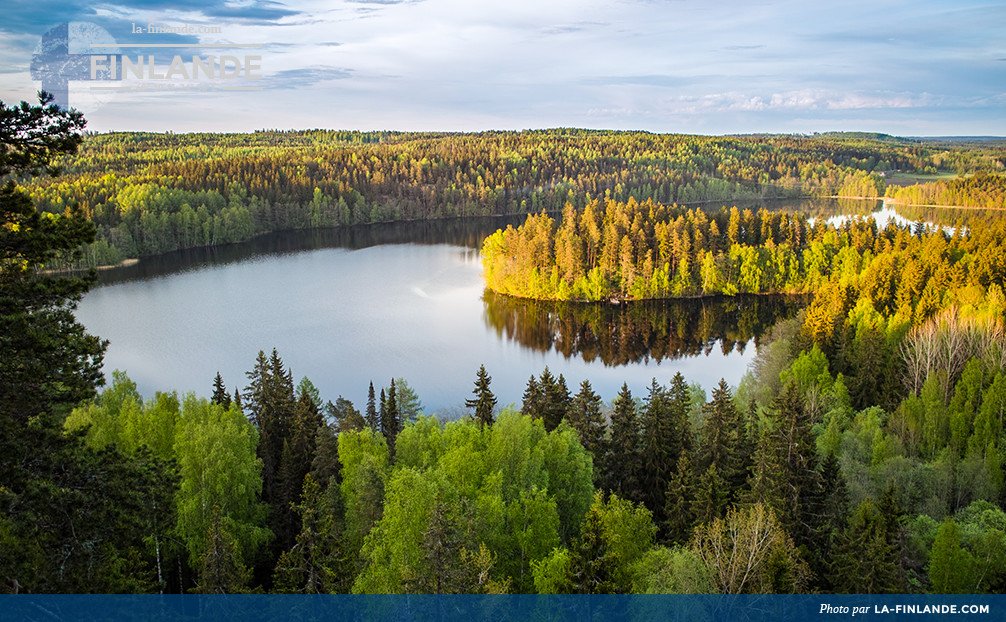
[1,0,1004,135]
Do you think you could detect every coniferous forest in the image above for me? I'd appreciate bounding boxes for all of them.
[6,94,1006,595]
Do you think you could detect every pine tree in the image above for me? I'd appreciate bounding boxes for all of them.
[0,92,98,423]
[211,372,231,409]
[465,364,497,426]
[328,396,365,433]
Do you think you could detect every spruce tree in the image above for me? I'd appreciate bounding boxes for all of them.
[273,475,345,593]
[667,372,693,459]
[696,379,742,492]
[567,502,623,594]
[543,372,572,432]
[606,383,641,501]
[522,375,542,420]
[829,500,902,594]
[770,381,820,545]
[570,379,606,457]
[191,505,252,594]
[365,382,379,433]
[663,451,695,543]
[692,462,729,526]
[404,494,470,594]
[465,364,497,426]
[211,372,231,408]
[640,378,672,522]
[381,380,401,455]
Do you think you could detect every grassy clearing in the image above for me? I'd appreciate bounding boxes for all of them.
[883,171,961,187]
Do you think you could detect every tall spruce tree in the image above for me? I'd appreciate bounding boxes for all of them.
[828,500,902,594]
[640,379,673,522]
[605,383,641,501]
[273,474,346,594]
[522,375,543,420]
[465,364,497,426]
[570,379,607,458]
[381,380,401,455]
[365,382,379,433]
[769,381,821,546]
[663,451,696,543]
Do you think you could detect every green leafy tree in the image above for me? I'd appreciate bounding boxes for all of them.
[631,546,716,594]
[929,519,977,593]
[691,502,809,594]
[174,396,271,570]
[339,428,390,567]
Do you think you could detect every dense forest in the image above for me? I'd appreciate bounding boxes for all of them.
[6,94,1006,595]
[25,128,1006,268]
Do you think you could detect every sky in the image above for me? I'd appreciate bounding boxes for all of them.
[1,0,1004,135]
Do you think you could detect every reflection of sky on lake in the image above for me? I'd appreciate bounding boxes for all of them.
[819,202,962,236]
[78,243,759,414]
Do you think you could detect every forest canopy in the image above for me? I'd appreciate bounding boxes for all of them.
[27,129,1005,268]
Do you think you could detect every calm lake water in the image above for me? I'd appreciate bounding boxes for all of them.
[77,198,970,414]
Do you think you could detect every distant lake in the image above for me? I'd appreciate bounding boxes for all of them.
[77,198,985,414]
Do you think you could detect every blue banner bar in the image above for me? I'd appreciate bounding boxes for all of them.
[0,595,1000,622]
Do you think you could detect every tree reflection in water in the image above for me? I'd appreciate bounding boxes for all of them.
[482,291,807,367]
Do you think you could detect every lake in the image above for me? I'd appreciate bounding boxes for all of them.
[77,198,968,414]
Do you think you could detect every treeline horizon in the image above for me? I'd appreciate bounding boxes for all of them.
[27,129,1004,269]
